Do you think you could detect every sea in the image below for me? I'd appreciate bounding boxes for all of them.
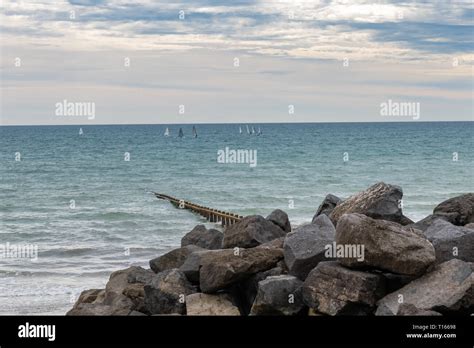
[0,122,473,314]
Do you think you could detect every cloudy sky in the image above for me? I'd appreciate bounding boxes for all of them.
[1,0,473,125]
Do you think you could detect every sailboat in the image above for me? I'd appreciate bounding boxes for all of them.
[79,127,83,135]
[178,128,184,138]
[246,125,250,135]
[192,126,197,138]
[251,126,255,134]
[164,127,170,136]
[257,127,262,136]
[239,126,242,134]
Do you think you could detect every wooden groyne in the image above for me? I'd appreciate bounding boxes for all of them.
[154,192,243,226]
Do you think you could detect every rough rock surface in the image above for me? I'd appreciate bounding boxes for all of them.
[302,262,386,316]
[185,293,240,315]
[222,215,288,248]
[329,182,412,225]
[336,213,435,275]
[144,269,197,315]
[150,245,204,274]
[266,209,291,232]
[313,194,342,221]
[433,193,474,226]
[283,214,335,280]
[199,247,284,293]
[250,275,305,315]
[396,303,442,316]
[424,219,474,263]
[376,259,473,315]
[181,225,223,250]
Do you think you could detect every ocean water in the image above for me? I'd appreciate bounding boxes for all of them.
[0,122,473,314]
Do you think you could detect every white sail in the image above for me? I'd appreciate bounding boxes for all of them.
[251,126,255,134]
[79,128,83,135]
[164,127,170,136]
[239,126,242,134]
[257,127,261,136]
[246,125,250,134]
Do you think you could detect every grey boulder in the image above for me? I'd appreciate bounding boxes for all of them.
[336,213,435,276]
[266,209,291,232]
[313,194,342,221]
[185,293,240,315]
[433,193,474,226]
[181,224,223,250]
[150,245,204,274]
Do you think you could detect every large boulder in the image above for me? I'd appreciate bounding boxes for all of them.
[266,209,291,232]
[376,259,473,315]
[67,303,131,316]
[396,303,442,316]
[313,194,342,221]
[150,245,204,274]
[336,213,435,275]
[424,219,474,263]
[222,215,288,248]
[302,261,386,316]
[199,246,284,293]
[329,182,412,226]
[283,214,336,280]
[433,193,474,226]
[185,293,241,315]
[179,249,230,283]
[144,269,197,315]
[181,225,223,250]
[250,275,305,315]
[410,214,448,232]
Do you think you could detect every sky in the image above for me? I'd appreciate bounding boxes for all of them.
[0,0,473,125]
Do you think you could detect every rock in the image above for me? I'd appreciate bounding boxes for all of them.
[329,182,412,225]
[179,249,229,283]
[181,225,223,250]
[313,194,342,220]
[222,215,288,248]
[185,293,240,315]
[238,267,284,313]
[433,193,474,226]
[144,269,197,315]
[283,214,336,280]
[150,245,204,274]
[375,259,473,315]
[396,303,442,316]
[73,289,105,308]
[302,261,386,316]
[465,223,474,230]
[382,273,417,294]
[266,209,291,232]
[199,247,284,293]
[336,213,435,275]
[67,303,131,316]
[410,214,448,232]
[250,275,305,315]
[424,219,474,263]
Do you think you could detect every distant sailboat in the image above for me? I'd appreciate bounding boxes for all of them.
[239,126,242,134]
[192,126,197,138]
[257,127,262,136]
[251,126,255,134]
[178,128,184,138]
[79,127,83,135]
[246,125,250,134]
[164,127,170,136]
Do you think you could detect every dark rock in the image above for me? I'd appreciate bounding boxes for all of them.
[179,249,228,283]
[199,247,284,293]
[302,261,386,316]
[238,267,284,314]
[150,245,204,274]
[266,209,291,232]
[144,269,197,315]
[185,293,241,315]
[382,273,417,294]
[376,259,473,315]
[250,275,305,315]
[336,213,435,276]
[424,219,474,263]
[329,182,412,226]
[67,303,131,316]
[396,303,442,316]
[283,214,335,280]
[222,215,288,248]
[313,194,342,221]
[410,214,448,232]
[433,193,474,226]
[181,225,223,250]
